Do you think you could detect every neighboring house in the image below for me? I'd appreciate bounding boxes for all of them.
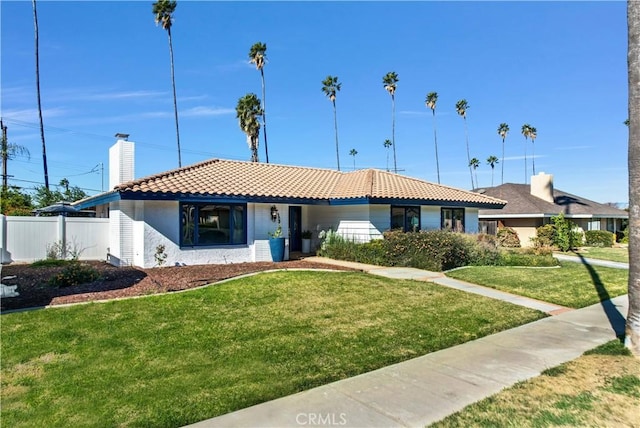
[477,172,628,246]
[75,139,505,268]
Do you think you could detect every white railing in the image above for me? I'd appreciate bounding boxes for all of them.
[0,215,109,263]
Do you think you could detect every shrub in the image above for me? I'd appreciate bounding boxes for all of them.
[584,230,614,247]
[532,224,555,248]
[30,259,71,268]
[49,262,100,287]
[551,213,582,251]
[496,227,521,248]
[496,248,559,267]
[620,227,629,244]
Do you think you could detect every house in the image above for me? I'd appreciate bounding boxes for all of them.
[477,172,628,246]
[74,139,506,268]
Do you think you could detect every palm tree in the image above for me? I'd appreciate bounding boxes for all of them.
[1,120,30,191]
[152,0,182,168]
[249,42,269,163]
[426,92,440,183]
[529,126,538,175]
[349,148,358,170]
[626,0,640,356]
[497,123,509,184]
[625,118,630,126]
[469,157,480,189]
[486,155,499,187]
[383,72,399,173]
[32,0,49,190]
[383,139,392,172]
[321,76,342,171]
[521,124,532,183]
[235,93,263,162]
[456,99,474,189]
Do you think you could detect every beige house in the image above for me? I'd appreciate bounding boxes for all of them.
[74,139,505,268]
[477,172,628,246]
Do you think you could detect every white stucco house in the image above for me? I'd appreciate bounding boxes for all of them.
[74,139,506,268]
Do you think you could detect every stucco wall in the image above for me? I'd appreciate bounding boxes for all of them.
[501,218,543,248]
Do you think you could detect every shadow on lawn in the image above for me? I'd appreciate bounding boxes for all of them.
[574,252,626,339]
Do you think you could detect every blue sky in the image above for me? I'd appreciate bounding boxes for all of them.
[1,1,630,204]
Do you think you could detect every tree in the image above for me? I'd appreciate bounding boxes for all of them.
[497,123,509,184]
[33,179,88,208]
[469,157,480,189]
[383,139,392,172]
[33,0,49,190]
[152,0,182,168]
[235,94,263,162]
[530,126,538,175]
[249,42,269,163]
[383,72,399,173]
[321,75,342,171]
[626,0,640,356]
[521,124,532,183]
[486,155,499,187]
[426,92,440,183]
[349,148,358,170]
[456,99,474,189]
[1,120,30,192]
[0,186,33,216]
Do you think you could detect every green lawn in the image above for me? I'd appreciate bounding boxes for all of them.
[562,247,629,264]
[1,271,544,428]
[446,262,628,308]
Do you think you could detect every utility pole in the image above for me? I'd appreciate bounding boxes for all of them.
[1,119,8,192]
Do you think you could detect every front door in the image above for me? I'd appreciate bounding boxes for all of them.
[289,206,302,252]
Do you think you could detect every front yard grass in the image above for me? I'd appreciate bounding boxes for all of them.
[564,247,629,264]
[1,271,544,427]
[446,262,628,308]
[431,340,640,427]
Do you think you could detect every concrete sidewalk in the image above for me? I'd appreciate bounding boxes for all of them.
[553,253,629,269]
[188,295,628,428]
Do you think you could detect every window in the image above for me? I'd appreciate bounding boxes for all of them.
[442,208,465,232]
[391,206,421,232]
[181,203,246,246]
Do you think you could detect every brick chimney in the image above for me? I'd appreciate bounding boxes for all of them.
[530,172,554,203]
[109,135,134,189]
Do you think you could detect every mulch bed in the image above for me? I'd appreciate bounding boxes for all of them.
[0,260,356,312]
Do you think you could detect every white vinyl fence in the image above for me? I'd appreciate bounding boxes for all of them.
[0,215,109,263]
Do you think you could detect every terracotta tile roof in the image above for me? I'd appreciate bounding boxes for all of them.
[478,183,628,217]
[114,159,505,207]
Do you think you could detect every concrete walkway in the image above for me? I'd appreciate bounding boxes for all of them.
[186,257,628,428]
[188,295,628,428]
[553,253,629,269]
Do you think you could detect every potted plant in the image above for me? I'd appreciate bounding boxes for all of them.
[301,230,312,254]
[268,213,285,262]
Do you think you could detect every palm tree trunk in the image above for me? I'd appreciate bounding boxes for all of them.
[33,0,49,190]
[464,118,473,189]
[524,138,528,184]
[333,100,340,171]
[392,95,397,173]
[491,166,494,187]
[1,120,8,192]
[261,68,269,163]
[626,0,640,357]
[167,27,182,168]
[501,138,505,185]
[432,111,440,184]
[251,136,259,162]
[532,141,536,175]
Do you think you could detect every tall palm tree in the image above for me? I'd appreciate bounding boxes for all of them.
[321,75,342,171]
[33,0,49,190]
[469,157,480,189]
[249,42,269,163]
[626,0,640,356]
[235,93,263,162]
[497,123,509,184]
[152,0,182,168]
[426,92,440,183]
[529,126,538,175]
[383,72,399,173]
[1,120,30,191]
[383,139,392,172]
[456,99,474,189]
[486,155,499,187]
[349,148,358,170]
[521,124,532,183]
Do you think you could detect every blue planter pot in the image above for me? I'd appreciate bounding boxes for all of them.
[269,237,285,262]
